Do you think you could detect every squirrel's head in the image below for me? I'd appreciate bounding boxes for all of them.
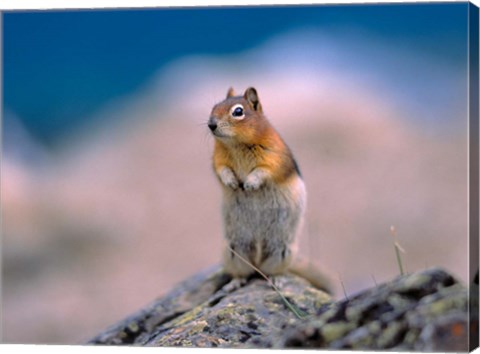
[208,87,267,143]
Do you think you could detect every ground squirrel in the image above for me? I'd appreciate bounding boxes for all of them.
[208,87,331,293]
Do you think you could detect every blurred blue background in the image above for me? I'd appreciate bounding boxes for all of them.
[4,4,467,145]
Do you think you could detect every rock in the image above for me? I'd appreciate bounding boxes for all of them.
[88,266,476,351]
[88,265,232,345]
[282,268,474,351]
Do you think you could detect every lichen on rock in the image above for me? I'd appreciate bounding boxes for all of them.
[88,266,476,351]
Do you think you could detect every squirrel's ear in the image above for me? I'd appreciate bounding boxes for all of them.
[226,87,236,98]
[244,87,262,112]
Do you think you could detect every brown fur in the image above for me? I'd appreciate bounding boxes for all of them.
[210,90,298,186]
[208,87,332,294]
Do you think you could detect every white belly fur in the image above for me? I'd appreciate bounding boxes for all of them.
[222,176,306,269]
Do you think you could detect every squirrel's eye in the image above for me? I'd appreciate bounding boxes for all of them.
[233,107,243,116]
[231,104,245,119]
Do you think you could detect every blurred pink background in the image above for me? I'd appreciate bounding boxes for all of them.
[2,28,469,343]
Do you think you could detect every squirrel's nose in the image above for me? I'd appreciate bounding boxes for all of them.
[208,118,217,132]
[208,122,217,131]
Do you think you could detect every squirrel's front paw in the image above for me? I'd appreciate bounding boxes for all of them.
[243,168,268,191]
[243,175,262,191]
[225,179,239,190]
[219,168,239,190]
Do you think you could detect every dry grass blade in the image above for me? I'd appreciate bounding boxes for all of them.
[226,246,308,319]
[390,225,406,276]
[338,273,349,300]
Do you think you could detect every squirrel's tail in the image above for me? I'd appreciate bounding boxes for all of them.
[288,257,334,295]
